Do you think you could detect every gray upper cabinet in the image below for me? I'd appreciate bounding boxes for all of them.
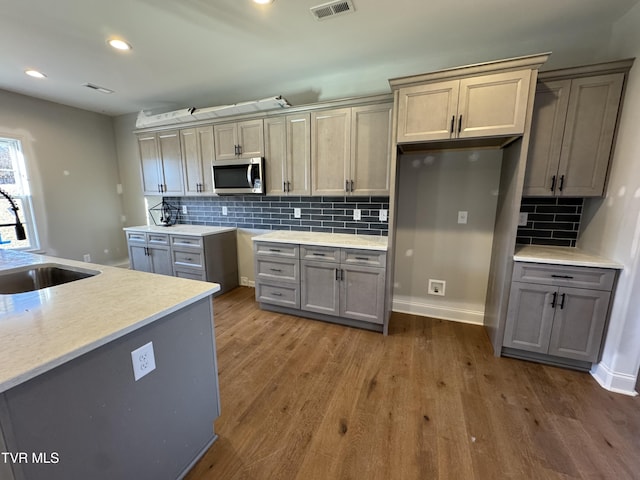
[180,126,214,195]
[138,131,184,196]
[523,60,633,197]
[395,69,531,143]
[311,103,392,196]
[214,119,264,161]
[264,113,311,196]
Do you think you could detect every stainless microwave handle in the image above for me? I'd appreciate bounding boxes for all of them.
[247,164,253,186]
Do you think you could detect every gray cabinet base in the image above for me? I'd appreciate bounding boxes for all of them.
[260,302,384,333]
[501,347,592,372]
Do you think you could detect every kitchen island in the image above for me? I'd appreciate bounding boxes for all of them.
[0,249,221,480]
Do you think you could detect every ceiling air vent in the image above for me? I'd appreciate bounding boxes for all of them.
[310,0,355,21]
[83,83,114,94]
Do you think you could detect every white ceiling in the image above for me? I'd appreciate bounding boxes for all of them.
[1,0,638,117]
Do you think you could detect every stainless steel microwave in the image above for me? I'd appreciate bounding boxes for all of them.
[212,157,265,195]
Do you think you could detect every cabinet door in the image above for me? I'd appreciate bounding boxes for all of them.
[264,117,287,195]
[548,287,611,361]
[396,81,459,143]
[457,69,531,139]
[181,127,213,195]
[157,131,184,195]
[197,126,214,193]
[138,134,163,195]
[148,246,173,276]
[237,119,264,158]
[522,80,571,196]
[556,73,624,197]
[128,243,151,273]
[503,282,555,354]
[300,260,340,316]
[350,104,392,196]
[213,123,238,161]
[286,113,311,196]
[311,108,351,196]
[340,265,385,324]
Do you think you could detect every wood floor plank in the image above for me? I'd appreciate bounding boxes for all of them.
[185,287,640,480]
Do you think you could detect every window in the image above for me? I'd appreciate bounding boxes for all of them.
[0,137,38,250]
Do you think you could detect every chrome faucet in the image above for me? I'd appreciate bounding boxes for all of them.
[0,187,26,241]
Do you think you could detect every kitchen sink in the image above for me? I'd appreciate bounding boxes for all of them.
[0,264,100,294]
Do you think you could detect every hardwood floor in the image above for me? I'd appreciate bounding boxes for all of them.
[186,287,639,480]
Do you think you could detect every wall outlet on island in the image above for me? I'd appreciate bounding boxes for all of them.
[131,341,156,381]
[83,254,91,262]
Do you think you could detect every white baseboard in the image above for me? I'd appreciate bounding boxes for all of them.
[591,362,639,396]
[392,297,484,325]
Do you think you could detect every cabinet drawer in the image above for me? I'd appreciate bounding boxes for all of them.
[256,257,299,283]
[174,266,207,281]
[300,245,340,263]
[341,249,386,267]
[255,242,299,258]
[171,235,203,249]
[513,262,616,291]
[173,250,204,269]
[127,232,147,244]
[256,282,300,309]
[148,233,169,246]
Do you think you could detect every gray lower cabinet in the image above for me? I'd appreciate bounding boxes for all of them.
[126,229,238,294]
[503,262,616,367]
[254,241,386,330]
[126,231,173,276]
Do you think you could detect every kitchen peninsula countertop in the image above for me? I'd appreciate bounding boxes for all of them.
[123,224,236,236]
[0,249,219,393]
[252,231,388,251]
[514,245,623,269]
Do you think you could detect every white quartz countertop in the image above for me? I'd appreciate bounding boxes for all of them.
[0,250,220,393]
[514,245,623,269]
[252,231,388,251]
[123,224,236,236]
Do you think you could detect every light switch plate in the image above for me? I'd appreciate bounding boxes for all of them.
[457,211,468,224]
[353,209,361,221]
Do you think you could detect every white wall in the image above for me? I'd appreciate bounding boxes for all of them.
[579,2,640,394]
[0,89,126,265]
[393,150,502,324]
[581,3,640,393]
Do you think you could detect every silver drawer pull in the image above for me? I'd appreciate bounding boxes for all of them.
[271,292,283,297]
[355,256,370,261]
[551,274,574,279]
[270,268,282,272]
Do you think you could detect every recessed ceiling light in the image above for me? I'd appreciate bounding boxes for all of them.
[25,69,47,79]
[108,38,132,51]
[253,0,274,4]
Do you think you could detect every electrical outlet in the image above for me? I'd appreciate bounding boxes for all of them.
[379,209,388,222]
[116,183,123,195]
[240,276,249,286]
[428,279,446,296]
[457,211,468,224]
[222,206,228,216]
[518,212,528,226]
[353,209,362,221]
[182,205,188,215]
[131,342,156,381]
[83,254,91,262]
[294,207,301,218]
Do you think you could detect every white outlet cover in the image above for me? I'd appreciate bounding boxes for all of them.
[519,212,528,226]
[379,209,388,222]
[353,209,362,221]
[182,205,188,215]
[294,207,301,218]
[131,342,156,381]
[457,211,468,224]
[428,279,446,296]
[222,206,228,216]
